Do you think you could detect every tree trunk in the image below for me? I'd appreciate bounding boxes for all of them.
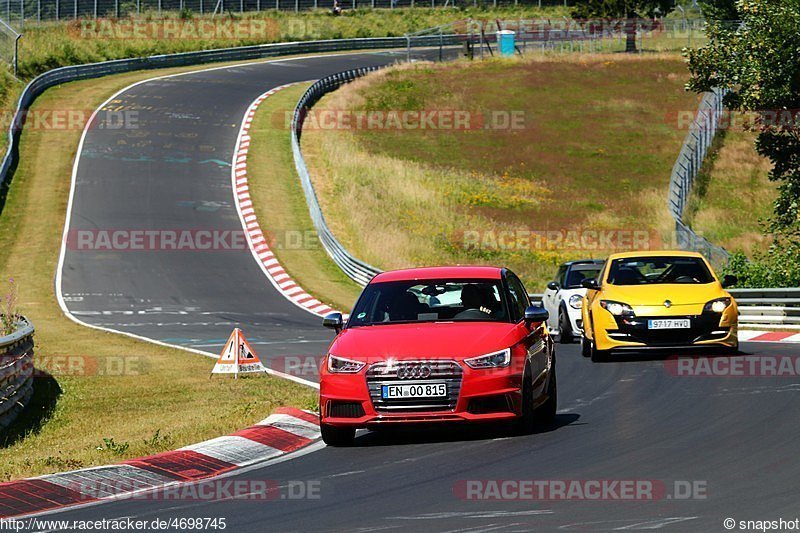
[625,18,637,53]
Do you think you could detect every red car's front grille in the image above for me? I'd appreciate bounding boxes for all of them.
[365,361,463,412]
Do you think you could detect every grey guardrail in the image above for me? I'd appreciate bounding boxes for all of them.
[290,37,460,286]
[729,288,800,328]
[291,67,385,287]
[0,317,34,431]
[0,35,460,193]
[667,88,731,268]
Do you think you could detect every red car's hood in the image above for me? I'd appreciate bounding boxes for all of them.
[329,321,520,361]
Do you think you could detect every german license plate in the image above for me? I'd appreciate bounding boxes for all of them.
[382,383,447,399]
[648,319,690,329]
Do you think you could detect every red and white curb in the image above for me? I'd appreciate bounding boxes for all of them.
[739,330,800,343]
[0,407,319,518]
[232,82,335,318]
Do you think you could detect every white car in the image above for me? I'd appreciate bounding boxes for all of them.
[542,260,604,343]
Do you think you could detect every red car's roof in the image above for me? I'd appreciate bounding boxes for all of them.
[371,266,503,283]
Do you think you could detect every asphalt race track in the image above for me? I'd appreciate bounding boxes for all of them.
[59,51,422,384]
[55,52,800,530]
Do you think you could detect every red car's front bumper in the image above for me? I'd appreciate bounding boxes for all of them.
[320,362,524,428]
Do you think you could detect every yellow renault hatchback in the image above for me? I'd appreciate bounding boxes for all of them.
[580,251,739,361]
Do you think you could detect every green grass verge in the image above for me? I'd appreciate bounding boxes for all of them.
[246,82,362,313]
[686,129,776,256]
[301,54,702,290]
[0,60,318,482]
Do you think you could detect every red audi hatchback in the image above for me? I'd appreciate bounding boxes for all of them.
[319,266,556,446]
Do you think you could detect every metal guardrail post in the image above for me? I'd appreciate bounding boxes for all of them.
[13,32,20,76]
[0,317,35,431]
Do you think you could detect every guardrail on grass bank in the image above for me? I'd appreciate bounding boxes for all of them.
[0,317,34,430]
[0,35,457,195]
[290,67,386,286]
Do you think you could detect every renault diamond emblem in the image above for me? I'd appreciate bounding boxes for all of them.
[664,300,672,308]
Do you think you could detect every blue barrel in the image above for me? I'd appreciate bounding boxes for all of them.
[497,30,515,57]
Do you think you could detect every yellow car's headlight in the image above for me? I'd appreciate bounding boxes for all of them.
[600,300,635,317]
[704,297,732,313]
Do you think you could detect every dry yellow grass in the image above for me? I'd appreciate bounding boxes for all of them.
[686,130,775,256]
[302,54,694,289]
[0,60,317,481]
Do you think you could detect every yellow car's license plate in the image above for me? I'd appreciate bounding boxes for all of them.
[648,319,690,329]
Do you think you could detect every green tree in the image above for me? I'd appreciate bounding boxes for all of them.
[698,0,740,20]
[571,0,674,52]
[688,0,800,286]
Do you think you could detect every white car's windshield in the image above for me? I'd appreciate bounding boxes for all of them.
[564,265,602,289]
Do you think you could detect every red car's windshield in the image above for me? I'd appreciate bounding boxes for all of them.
[348,279,510,326]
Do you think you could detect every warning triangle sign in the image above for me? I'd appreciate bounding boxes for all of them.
[211,328,267,377]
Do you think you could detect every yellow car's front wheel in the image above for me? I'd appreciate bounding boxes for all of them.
[581,332,610,362]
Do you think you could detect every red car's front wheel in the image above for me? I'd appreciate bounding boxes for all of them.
[321,423,355,447]
[516,358,557,434]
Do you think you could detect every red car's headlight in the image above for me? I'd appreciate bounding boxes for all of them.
[327,354,365,374]
[464,348,511,369]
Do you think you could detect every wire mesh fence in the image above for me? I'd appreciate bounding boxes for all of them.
[2,0,576,25]
[668,88,731,268]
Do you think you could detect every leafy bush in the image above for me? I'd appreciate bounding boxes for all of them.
[724,237,800,288]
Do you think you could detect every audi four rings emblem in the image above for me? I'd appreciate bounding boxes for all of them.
[397,365,432,379]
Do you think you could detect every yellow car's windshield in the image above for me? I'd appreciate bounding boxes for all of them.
[607,256,715,285]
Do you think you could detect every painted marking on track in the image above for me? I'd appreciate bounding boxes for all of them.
[558,517,699,530]
[389,510,554,520]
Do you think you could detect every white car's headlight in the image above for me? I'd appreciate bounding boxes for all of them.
[568,294,583,309]
[464,348,511,369]
[327,354,365,373]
